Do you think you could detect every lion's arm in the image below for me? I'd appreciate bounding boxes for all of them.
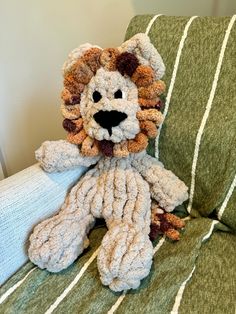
[131,152,188,212]
[35,140,100,172]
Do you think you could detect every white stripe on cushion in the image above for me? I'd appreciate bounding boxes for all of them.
[171,265,196,314]
[155,16,198,159]
[171,220,218,313]
[145,14,163,35]
[107,290,127,314]
[218,174,236,220]
[44,247,100,314]
[107,237,166,314]
[0,267,36,304]
[187,15,236,214]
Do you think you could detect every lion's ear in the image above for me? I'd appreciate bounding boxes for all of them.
[62,43,101,75]
[119,33,165,80]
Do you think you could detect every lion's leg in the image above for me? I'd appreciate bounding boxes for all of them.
[28,169,98,272]
[97,168,153,292]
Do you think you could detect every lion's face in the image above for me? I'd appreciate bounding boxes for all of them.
[61,34,166,157]
[81,68,140,143]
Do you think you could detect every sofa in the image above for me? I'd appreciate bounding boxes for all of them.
[0,15,236,314]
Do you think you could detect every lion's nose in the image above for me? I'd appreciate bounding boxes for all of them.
[93,110,127,135]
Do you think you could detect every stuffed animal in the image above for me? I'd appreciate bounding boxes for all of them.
[28,33,188,292]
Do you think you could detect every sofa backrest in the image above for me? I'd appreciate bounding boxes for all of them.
[125,15,236,229]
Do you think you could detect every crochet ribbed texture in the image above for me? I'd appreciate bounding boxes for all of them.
[29,141,187,291]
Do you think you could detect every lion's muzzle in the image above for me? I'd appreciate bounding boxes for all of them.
[93,110,127,136]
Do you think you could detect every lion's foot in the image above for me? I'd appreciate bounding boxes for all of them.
[97,223,153,292]
[28,213,94,272]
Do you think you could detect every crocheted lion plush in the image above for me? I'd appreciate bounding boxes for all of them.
[28,33,188,292]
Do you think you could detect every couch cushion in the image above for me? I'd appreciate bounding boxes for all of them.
[125,15,236,229]
[2,218,234,314]
[0,163,86,284]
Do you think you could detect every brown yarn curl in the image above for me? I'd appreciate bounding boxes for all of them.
[116,52,139,76]
[139,121,158,138]
[138,80,165,99]
[81,136,99,157]
[70,60,94,85]
[81,48,102,73]
[100,48,120,71]
[138,98,160,108]
[131,65,155,87]
[150,202,185,241]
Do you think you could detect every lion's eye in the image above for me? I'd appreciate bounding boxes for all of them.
[114,89,123,99]
[92,91,102,103]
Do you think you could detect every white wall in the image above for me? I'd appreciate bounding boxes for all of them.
[0,0,235,176]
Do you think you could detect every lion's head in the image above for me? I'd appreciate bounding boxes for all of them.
[60,33,166,157]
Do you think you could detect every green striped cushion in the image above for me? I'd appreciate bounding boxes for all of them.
[2,219,235,314]
[125,15,236,229]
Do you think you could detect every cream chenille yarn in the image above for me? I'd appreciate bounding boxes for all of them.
[28,33,188,292]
